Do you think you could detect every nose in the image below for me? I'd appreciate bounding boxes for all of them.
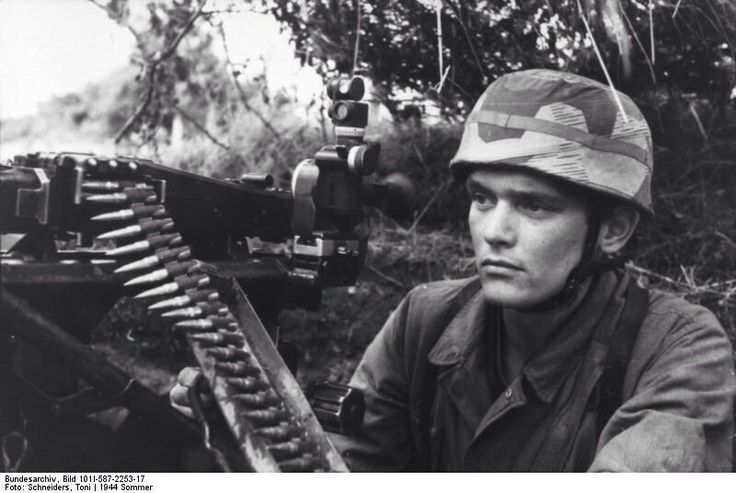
[480,202,517,248]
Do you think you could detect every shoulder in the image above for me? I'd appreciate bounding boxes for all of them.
[348,277,480,397]
[384,277,480,357]
[399,277,479,329]
[368,277,477,338]
[646,289,721,325]
[626,287,734,392]
[640,289,727,348]
[610,286,735,471]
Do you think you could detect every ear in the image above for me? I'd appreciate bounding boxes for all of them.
[597,206,640,255]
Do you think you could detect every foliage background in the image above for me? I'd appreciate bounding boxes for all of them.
[3,0,735,410]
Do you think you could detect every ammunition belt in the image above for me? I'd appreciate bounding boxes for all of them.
[81,158,342,472]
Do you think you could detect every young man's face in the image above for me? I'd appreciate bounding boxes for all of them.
[466,168,590,309]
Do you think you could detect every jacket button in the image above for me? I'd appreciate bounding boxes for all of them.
[504,388,513,399]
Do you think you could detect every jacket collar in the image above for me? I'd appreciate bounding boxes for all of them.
[522,271,620,402]
[426,272,622,403]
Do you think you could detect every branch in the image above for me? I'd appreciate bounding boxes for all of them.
[114,0,208,144]
[114,67,157,144]
[216,22,282,143]
[411,142,428,171]
[407,181,448,234]
[672,0,684,19]
[87,0,144,48]
[715,230,736,251]
[306,25,353,54]
[351,0,362,76]
[575,0,630,122]
[443,0,488,84]
[365,265,407,289]
[626,263,736,299]
[617,0,656,85]
[175,107,230,150]
[156,0,207,62]
[202,6,270,17]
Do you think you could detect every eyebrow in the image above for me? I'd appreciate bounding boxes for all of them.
[510,190,565,205]
[465,176,568,205]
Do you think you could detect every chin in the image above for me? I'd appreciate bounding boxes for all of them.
[479,279,553,309]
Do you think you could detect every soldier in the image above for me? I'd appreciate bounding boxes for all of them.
[329,69,736,471]
[174,69,736,471]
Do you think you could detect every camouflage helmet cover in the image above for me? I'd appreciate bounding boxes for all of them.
[450,69,653,213]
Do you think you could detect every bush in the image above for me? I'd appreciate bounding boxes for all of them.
[373,120,465,225]
[160,101,327,187]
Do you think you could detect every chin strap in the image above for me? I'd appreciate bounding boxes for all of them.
[523,218,627,313]
[538,255,627,310]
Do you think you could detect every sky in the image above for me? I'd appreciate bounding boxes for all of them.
[0,0,321,120]
[0,0,135,119]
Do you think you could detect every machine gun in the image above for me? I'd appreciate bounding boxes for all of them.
[0,76,414,472]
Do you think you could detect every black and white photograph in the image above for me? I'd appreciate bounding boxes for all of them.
[0,0,734,482]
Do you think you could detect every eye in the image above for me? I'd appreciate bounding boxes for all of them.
[470,191,494,210]
[519,199,550,214]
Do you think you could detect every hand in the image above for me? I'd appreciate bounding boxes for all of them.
[169,366,213,419]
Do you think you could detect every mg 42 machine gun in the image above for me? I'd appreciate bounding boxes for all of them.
[0,77,414,472]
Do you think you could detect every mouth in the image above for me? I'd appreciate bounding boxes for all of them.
[480,258,523,272]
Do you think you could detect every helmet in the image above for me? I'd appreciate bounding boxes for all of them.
[450,69,653,214]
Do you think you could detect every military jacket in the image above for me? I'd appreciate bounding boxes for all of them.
[333,272,735,471]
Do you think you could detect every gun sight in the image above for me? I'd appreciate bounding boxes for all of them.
[326,77,365,101]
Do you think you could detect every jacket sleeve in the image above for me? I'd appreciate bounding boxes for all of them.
[589,296,736,471]
[330,292,415,471]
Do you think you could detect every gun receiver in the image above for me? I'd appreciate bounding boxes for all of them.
[0,76,414,471]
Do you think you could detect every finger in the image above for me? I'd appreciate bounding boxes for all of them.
[169,385,195,419]
[170,401,195,420]
[176,366,202,387]
[170,383,191,408]
[171,377,214,409]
